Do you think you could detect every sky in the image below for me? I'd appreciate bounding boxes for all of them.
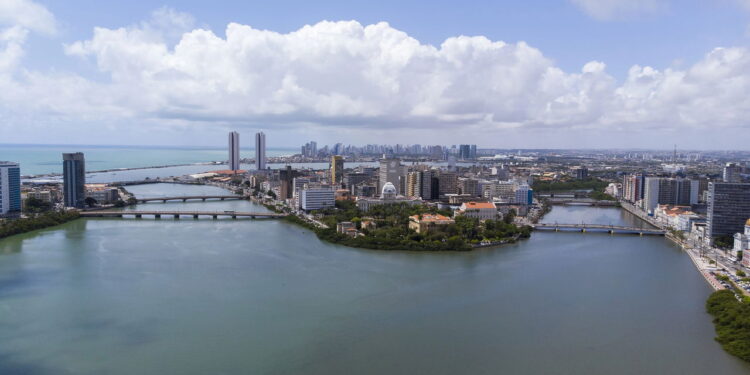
[1,0,750,150]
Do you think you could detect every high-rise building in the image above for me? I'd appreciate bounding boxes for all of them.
[228,131,240,171]
[438,171,458,197]
[643,177,699,214]
[421,170,439,200]
[331,155,344,185]
[63,153,86,208]
[279,165,299,200]
[255,132,266,170]
[406,171,422,198]
[379,158,403,195]
[723,163,743,183]
[573,166,589,180]
[707,182,750,241]
[0,162,21,216]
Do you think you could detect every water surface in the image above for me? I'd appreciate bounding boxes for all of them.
[0,184,746,374]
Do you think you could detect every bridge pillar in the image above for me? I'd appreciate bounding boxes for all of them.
[162,199,167,203]
[182,198,187,202]
[193,214,199,219]
[221,197,226,201]
[581,228,586,233]
[251,216,256,219]
[155,214,161,219]
[202,198,206,201]
[135,214,142,219]
[232,215,237,219]
[174,214,180,219]
[212,215,218,219]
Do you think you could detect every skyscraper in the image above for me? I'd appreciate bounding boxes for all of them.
[379,158,403,195]
[255,131,266,170]
[643,177,699,214]
[0,162,21,217]
[228,131,240,171]
[723,163,743,183]
[331,155,344,185]
[707,182,750,241]
[63,153,86,208]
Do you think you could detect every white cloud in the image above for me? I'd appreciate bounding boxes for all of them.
[0,0,56,35]
[2,9,750,147]
[570,0,665,20]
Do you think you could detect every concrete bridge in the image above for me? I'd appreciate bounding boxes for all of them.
[80,210,285,219]
[532,223,665,235]
[546,199,619,207]
[135,195,244,203]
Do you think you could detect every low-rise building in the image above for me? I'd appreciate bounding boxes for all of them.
[85,185,120,204]
[409,214,455,234]
[457,201,497,221]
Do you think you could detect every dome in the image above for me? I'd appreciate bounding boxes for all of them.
[381,182,397,199]
[746,218,750,226]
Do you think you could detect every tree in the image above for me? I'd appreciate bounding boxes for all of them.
[113,200,126,208]
[84,197,98,208]
[267,190,277,199]
[23,197,51,213]
[503,209,516,224]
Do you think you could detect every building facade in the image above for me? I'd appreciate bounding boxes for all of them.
[0,162,21,216]
[63,152,86,208]
[255,131,266,171]
[228,131,240,171]
[378,158,403,195]
[707,182,750,241]
[330,155,344,185]
[457,201,497,221]
[301,188,335,211]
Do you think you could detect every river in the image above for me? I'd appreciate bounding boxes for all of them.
[0,183,747,374]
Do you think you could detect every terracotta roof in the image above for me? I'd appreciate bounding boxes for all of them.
[410,214,454,223]
[209,169,246,175]
[463,201,496,209]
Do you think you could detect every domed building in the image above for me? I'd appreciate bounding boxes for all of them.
[356,181,422,212]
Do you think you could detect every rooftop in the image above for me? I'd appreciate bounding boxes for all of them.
[462,201,496,209]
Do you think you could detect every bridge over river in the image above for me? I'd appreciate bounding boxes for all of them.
[532,223,665,235]
[134,195,244,203]
[80,211,286,219]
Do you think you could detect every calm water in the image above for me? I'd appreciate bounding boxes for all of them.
[0,184,747,374]
[0,144,298,176]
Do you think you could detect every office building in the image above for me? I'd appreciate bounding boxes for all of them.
[573,166,589,180]
[301,188,335,211]
[378,158,403,196]
[0,162,21,216]
[459,178,479,197]
[643,177,699,214]
[228,131,240,171]
[63,153,86,208]
[459,144,477,160]
[255,132,266,170]
[707,182,750,241]
[279,165,299,200]
[724,163,744,183]
[331,155,344,186]
[438,171,458,197]
[514,184,533,205]
[406,171,422,198]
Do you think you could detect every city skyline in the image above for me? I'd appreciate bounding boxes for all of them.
[1,0,750,149]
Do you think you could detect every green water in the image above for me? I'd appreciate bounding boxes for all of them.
[0,184,747,374]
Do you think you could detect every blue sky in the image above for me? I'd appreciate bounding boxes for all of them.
[2,0,750,149]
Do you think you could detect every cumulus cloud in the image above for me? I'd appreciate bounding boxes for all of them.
[0,0,56,34]
[1,6,750,147]
[570,0,666,20]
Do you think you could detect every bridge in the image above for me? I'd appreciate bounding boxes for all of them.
[80,210,286,219]
[545,198,619,207]
[135,195,244,203]
[532,223,665,235]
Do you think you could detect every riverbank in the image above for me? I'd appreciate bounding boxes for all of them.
[0,211,81,240]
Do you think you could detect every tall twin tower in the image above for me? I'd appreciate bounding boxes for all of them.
[228,131,265,171]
